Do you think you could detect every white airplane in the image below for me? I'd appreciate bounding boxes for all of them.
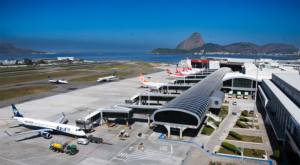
[97,71,116,82]
[167,69,189,78]
[176,67,196,74]
[48,76,69,84]
[139,73,166,88]
[4,104,86,139]
[187,64,204,72]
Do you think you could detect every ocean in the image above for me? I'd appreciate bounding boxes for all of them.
[0,52,298,62]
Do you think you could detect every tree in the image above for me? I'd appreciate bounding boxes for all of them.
[66,58,72,62]
[79,58,84,61]
[15,60,19,65]
[23,58,33,65]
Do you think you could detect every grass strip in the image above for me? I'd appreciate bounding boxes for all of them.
[131,61,163,67]
[0,71,94,86]
[226,134,263,143]
[0,71,37,76]
[218,146,266,158]
[0,85,57,101]
[233,124,260,130]
[68,72,134,82]
[91,65,136,70]
[131,68,153,72]
[201,126,215,136]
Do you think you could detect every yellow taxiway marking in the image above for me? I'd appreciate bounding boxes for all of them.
[1,120,9,127]
[66,137,77,144]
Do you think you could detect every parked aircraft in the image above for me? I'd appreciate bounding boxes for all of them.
[139,73,166,88]
[97,71,116,82]
[48,76,69,84]
[4,104,86,139]
[167,69,189,78]
[187,64,203,72]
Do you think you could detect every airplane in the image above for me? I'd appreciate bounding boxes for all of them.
[187,64,203,72]
[4,104,86,139]
[167,69,189,78]
[97,71,116,82]
[182,66,197,74]
[48,76,69,84]
[139,73,166,88]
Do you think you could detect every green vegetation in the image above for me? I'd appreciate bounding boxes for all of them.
[273,150,282,160]
[239,117,249,122]
[226,134,263,143]
[0,67,37,72]
[131,61,163,67]
[209,161,222,165]
[236,121,247,128]
[0,71,94,86]
[241,111,248,117]
[234,123,260,130]
[219,146,266,158]
[201,126,215,136]
[221,142,241,155]
[223,100,229,104]
[219,105,228,120]
[68,72,134,82]
[0,86,57,101]
[0,71,37,76]
[131,68,153,72]
[91,65,136,70]
[229,131,243,140]
[214,122,221,126]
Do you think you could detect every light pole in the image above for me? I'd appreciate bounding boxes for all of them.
[147,76,151,106]
[252,61,259,128]
[236,144,244,164]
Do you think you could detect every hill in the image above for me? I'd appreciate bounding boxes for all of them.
[0,43,45,55]
[175,32,204,50]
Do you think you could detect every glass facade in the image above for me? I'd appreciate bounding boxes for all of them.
[223,79,232,87]
[154,110,198,125]
[102,111,133,119]
[284,132,300,165]
[233,78,252,88]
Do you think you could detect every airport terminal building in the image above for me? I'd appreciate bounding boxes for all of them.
[258,74,300,165]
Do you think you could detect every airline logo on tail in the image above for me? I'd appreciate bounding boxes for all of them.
[167,69,172,74]
[139,73,148,83]
[113,71,116,76]
[183,66,187,72]
[48,76,52,80]
[12,104,23,117]
[175,67,180,73]
[187,64,192,70]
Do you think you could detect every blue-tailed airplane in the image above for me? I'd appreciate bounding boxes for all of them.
[4,104,85,139]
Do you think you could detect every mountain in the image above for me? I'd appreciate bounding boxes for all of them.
[0,43,45,55]
[148,32,299,55]
[175,32,204,50]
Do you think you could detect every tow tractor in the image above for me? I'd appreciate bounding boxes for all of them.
[138,143,146,152]
[119,130,130,138]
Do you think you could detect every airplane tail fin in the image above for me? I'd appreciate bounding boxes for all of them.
[187,64,192,70]
[167,69,172,74]
[175,67,180,73]
[139,73,148,82]
[48,76,52,80]
[12,104,23,118]
[183,66,187,72]
[113,71,116,76]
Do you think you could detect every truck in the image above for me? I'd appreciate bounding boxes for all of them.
[49,140,78,155]
[87,135,103,143]
[228,91,233,98]
[119,130,130,138]
[237,91,242,99]
[244,92,249,99]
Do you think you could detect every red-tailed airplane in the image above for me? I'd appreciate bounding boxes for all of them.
[167,69,189,78]
[139,73,166,88]
[187,64,203,72]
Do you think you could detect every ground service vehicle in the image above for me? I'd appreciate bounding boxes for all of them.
[237,91,242,99]
[87,135,103,143]
[77,138,89,145]
[119,130,130,138]
[244,92,249,99]
[232,100,237,105]
[228,91,233,98]
[49,140,78,155]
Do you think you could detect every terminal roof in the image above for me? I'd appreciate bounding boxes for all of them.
[273,74,300,92]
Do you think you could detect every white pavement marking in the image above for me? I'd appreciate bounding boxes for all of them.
[126,149,171,161]
[0,156,27,165]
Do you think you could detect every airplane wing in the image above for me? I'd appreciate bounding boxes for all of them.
[5,129,53,137]
[54,112,65,123]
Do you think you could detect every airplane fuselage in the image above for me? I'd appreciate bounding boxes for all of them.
[14,117,85,136]
[97,75,115,82]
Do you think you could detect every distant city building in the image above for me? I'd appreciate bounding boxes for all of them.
[57,57,74,61]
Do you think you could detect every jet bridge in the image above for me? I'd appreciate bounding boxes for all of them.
[174,78,203,84]
[159,84,192,93]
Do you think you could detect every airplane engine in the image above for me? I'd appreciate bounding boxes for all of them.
[41,132,52,139]
[107,79,110,82]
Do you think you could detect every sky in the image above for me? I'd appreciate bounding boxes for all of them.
[0,0,299,52]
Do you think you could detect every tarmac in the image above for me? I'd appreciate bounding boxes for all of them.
[0,65,280,165]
